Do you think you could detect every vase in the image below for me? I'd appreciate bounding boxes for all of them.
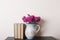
[25,24,40,39]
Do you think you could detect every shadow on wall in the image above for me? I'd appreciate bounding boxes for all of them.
[36,19,46,36]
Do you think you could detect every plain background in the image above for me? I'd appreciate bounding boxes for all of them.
[0,0,60,40]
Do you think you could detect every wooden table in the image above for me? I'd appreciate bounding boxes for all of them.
[5,36,57,40]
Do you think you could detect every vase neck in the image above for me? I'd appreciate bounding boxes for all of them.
[26,24,37,28]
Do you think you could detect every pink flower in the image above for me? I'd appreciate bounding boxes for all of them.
[27,15,34,22]
[22,16,27,22]
[22,14,41,23]
[34,17,40,22]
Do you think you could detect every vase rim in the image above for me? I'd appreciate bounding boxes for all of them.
[26,23,38,24]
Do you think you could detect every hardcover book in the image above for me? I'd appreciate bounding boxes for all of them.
[14,23,26,39]
[17,23,21,39]
[14,23,18,39]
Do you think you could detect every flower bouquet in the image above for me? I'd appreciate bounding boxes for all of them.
[22,14,41,24]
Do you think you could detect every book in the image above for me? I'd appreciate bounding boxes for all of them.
[23,24,26,38]
[14,23,26,39]
[20,23,26,39]
[17,23,21,39]
[20,23,24,39]
[14,23,18,39]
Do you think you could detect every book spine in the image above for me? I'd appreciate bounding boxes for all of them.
[17,23,21,39]
[14,23,18,39]
[20,23,24,39]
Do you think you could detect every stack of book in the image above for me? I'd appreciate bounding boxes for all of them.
[14,23,26,39]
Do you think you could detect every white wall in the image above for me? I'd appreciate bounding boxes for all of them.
[0,0,60,40]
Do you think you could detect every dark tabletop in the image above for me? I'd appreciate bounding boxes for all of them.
[5,36,57,40]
